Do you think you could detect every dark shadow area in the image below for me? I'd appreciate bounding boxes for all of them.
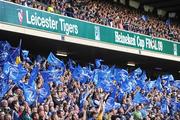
[0,30,180,79]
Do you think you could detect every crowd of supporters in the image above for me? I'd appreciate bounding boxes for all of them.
[6,0,180,42]
[0,40,180,120]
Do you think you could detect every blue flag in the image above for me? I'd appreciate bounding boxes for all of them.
[47,52,65,68]
[80,66,92,83]
[38,82,50,103]
[114,68,128,83]
[106,65,115,81]
[20,83,37,105]
[156,76,162,91]
[141,15,148,21]
[36,55,45,63]
[10,47,20,63]
[95,69,114,92]
[72,65,89,83]
[0,51,9,65]
[101,65,109,71]
[96,77,114,92]
[136,72,147,89]
[0,41,11,51]
[80,91,90,110]
[97,70,107,81]
[164,80,171,93]
[105,86,117,112]
[133,92,149,104]
[114,68,120,82]
[22,50,32,63]
[0,41,11,65]
[110,86,117,98]
[146,80,156,91]
[161,97,169,114]
[105,97,115,112]
[93,69,99,84]
[119,69,128,82]
[114,102,121,110]
[128,76,137,91]
[177,102,180,112]
[103,82,114,93]
[172,80,180,89]
[47,65,56,71]
[162,74,174,82]
[139,72,147,81]
[131,67,143,78]
[9,40,22,63]
[3,62,27,83]
[22,50,29,58]
[117,91,124,102]
[121,80,132,93]
[0,73,10,100]
[162,75,169,80]
[170,98,178,113]
[28,66,38,87]
[41,69,63,82]
[104,85,118,112]
[95,59,103,68]
[67,59,75,72]
[86,65,94,81]
[168,75,174,81]
[165,19,171,26]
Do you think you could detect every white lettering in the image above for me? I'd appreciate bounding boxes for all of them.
[146,38,163,51]
[115,31,136,46]
[59,18,64,31]
[26,10,58,30]
[26,11,31,24]
[137,36,144,49]
[59,18,79,35]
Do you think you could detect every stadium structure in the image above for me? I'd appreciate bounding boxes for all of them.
[0,0,180,78]
[0,0,180,120]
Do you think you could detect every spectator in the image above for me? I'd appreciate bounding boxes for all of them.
[133,105,143,120]
[65,4,74,17]
[47,1,55,13]
[4,114,12,120]
[9,0,180,41]
[31,112,39,120]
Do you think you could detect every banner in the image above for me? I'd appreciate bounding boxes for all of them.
[0,0,180,56]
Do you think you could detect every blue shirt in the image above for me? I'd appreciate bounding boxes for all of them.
[140,109,147,118]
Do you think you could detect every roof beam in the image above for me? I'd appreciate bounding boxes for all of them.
[163,6,180,12]
[141,0,167,4]
[151,0,180,8]
[141,0,180,12]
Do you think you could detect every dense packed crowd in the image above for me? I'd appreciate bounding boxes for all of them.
[0,40,180,120]
[6,0,180,42]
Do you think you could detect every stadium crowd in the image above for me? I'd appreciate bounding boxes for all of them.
[0,40,180,120]
[6,0,180,42]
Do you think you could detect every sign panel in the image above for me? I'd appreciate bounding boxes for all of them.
[0,1,179,56]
